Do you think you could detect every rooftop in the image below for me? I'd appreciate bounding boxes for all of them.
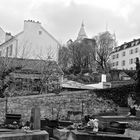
[111,38,140,54]
[77,22,88,40]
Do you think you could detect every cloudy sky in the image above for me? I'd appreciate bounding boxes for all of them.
[0,0,140,45]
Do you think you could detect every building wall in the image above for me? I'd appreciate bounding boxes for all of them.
[0,39,17,57]
[0,20,60,62]
[0,27,5,45]
[110,43,140,70]
[0,91,115,123]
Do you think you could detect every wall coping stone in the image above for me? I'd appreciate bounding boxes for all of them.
[0,90,89,101]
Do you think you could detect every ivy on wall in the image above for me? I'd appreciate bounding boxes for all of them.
[91,83,136,107]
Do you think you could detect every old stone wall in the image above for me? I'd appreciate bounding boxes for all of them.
[0,91,115,123]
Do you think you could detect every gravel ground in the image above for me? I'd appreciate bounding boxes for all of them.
[124,129,140,140]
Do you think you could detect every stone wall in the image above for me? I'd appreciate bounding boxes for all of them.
[0,91,115,123]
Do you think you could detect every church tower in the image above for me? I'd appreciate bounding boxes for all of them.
[77,22,87,41]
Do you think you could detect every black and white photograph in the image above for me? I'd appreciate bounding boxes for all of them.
[0,0,140,139]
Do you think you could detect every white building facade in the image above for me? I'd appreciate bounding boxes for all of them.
[110,39,140,70]
[0,20,61,62]
[0,27,6,45]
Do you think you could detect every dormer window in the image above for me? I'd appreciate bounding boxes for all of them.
[135,41,139,45]
[123,44,127,49]
[117,47,120,51]
[131,42,135,47]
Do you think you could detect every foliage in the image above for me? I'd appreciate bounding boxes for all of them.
[33,60,62,94]
[0,57,22,98]
[135,57,140,104]
[58,39,96,75]
[128,121,140,130]
[92,83,136,107]
[94,31,117,73]
[58,46,71,71]
[68,39,96,74]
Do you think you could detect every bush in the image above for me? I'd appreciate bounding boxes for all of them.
[128,121,140,130]
[91,83,136,107]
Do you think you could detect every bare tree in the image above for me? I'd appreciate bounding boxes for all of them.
[93,31,117,73]
[37,55,62,94]
[67,39,96,74]
[58,46,71,71]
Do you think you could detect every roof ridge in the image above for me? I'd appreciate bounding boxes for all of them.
[40,26,61,46]
[0,31,23,47]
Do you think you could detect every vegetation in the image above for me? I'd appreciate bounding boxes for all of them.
[58,31,116,85]
[129,121,140,130]
[94,31,117,73]
[92,83,136,107]
[0,57,22,98]
[59,38,96,75]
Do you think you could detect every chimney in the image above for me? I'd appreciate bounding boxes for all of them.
[5,32,13,41]
[24,20,41,31]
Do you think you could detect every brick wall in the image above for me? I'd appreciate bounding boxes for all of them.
[0,91,115,123]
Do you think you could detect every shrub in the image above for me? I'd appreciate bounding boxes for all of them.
[91,83,136,107]
[128,121,140,130]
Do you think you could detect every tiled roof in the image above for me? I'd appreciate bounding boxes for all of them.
[111,38,140,54]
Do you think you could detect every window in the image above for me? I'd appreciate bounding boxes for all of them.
[116,54,119,58]
[124,45,127,49]
[130,49,133,54]
[9,44,13,56]
[135,48,138,53]
[39,31,42,35]
[122,60,125,66]
[135,41,139,45]
[122,51,125,56]
[116,61,119,66]
[6,47,9,57]
[131,42,135,47]
[134,58,137,63]
[129,58,133,64]
[112,55,115,59]
[0,51,1,57]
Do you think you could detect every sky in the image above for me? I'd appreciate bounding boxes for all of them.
[0,0,140,45]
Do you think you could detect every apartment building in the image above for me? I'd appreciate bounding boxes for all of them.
[110,39,140,70]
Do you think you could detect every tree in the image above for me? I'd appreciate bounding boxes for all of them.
[38,56,62,94]
[94,31,117,73]
[58,46,71,72]
[68,38,96,74]
[135,57,140,104]
[0,57,22,98]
